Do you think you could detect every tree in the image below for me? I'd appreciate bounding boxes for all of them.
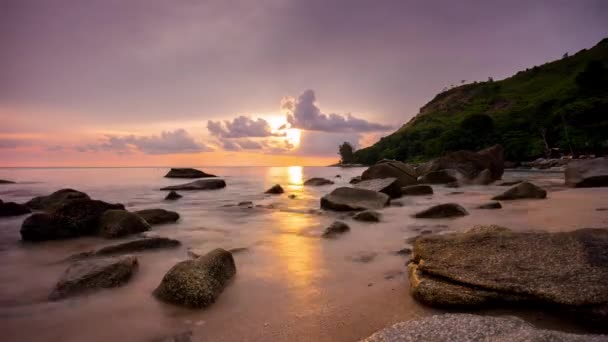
[338,142,355,164]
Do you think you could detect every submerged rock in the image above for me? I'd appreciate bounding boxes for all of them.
[264,184,284,194]
[303,177,334,186]
[0,201,31,217]
[322,221,350,238]
[164,168,216,178]
[419,169,458,184]
[161,179,226,191]
[73,237,181,259]
[407,226,608,325]
[361,161,418,187]
[401,184,433,196]
[135,209,180,225]
[355,177,402,198]
[477,201,502,209]
[361,314,608,342]
[49,255,138,300]
[321,187,390,211]
[353,210,381,222]
[565,158,608,188]
[492,181,546,200]
[413,203,468,219]
[153,248,236,308]
[164,191,182,201]
[98,210,151,238]
[25,189,90,211]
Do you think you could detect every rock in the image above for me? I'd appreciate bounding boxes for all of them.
[361,161,418,187]
[355,177,402,198]
[164,191,182,201]
[407,226,608,325]
[419,169,459,184]
[98,210,151,238]
[73,237,181,259]
[264,184,284,194]
[321,187,390,211]
[20,199,125,241]
[349,176,362,184]
[153,248,236,308]
[361,314,608,342]
[49,255,138,300]
[565,158,608,188]
[413,203,468,219]
[0,179,15,184]
[288,194,297,199]
[0,201,31,217]
[492,181,547,200]
[322,221,350,238]
[417,144,504,181]
[401,184,433,196]
[164,168,216,178]
[25,189,90,211]
[134,209,180,225]
[393,247,411,256]
[304,178,334,186]
[478,201,502,209]
[335,174,341,178]
[471,168,494,185]
[237,201,253,208]
[353,210,381,222]
[161,179,226,191]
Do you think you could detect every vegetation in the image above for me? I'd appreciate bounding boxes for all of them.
[354,38,608,165]
[338,142,355,164]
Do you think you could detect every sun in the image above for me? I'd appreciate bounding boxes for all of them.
[284,128,301,147]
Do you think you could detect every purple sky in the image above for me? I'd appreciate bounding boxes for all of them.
[1,0,607,166]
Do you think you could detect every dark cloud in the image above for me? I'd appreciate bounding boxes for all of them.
[207,116,281,138]
[285,90,393,133]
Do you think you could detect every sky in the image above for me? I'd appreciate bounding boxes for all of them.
[1,0,607,167]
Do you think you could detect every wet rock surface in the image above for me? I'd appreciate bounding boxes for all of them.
[355,177,402,198]
[492,181,547,200]
[413,203,468,218]
[303,177,334,186]
[135,209,180,225]
[161,179,226,191]
[0,201,31,217]
[353,210,381,222]
[401,184,433,196]
[264,184,284,194]
[361,161,418,187]
[72,237,181,259]
[321,187,390,211]
[164,191,182,201]
[98,210,151,238]
[164,168,216,178]
[25,189,90,211]
[419,169,459,184]
[565,158,608,188]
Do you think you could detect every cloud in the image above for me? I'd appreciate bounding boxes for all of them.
[295,131,360,156]
[219,139,264,151]
[207,116,281,138]
[284,90,393,133]
[76,129,212,155]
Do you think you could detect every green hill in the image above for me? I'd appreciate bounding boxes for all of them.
[354,38,608,164]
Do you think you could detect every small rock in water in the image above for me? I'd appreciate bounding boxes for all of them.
[288,194,297,199]
[492,181,547,200]
[135,209,180,225]
[161,179,226,191]
[264,184,284,194]
[304,177,334,186]
[164,168,216,179]
[0,179,16,184]
[597,208,608,211]
[392,247,412,256]
[478,201,502,209]
[165,191,182,201]
[238,201,254,208]
[322,221,350,238]
[413,203,468,219]
[353,210,381,222]
[98,210,151,238]
[349,176,362,184]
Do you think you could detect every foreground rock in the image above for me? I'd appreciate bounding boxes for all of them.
[321,187,390,211]
[21,199,125,241]
[264,184,284,194]
[355,178,402,198]
[135,209,180,225]
[303,177,334,186]
[98,210,151,238]
[161,179,226,191]
[164,168,216,178]
[361,314,608,342]
[49,255,138,300]
[0,179,15,184]
[402,184,433,196]
[361,161,418,187]
[565,158,608,188]
[408,226,608,325]
[25,189,90,211]
[322,221,350,238]
[413,203,468,218]
[0,201,31,217]
[492,181,546,200]
[353,210,381,222]
[417,144,504,182]
[154,248,236,308]
[165,191,182,200]
[73,237,181,259]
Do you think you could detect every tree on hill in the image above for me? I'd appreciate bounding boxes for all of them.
[338,142,355,164]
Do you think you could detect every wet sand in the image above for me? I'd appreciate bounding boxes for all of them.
[0,168,607,341]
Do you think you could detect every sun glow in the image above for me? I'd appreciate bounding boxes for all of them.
[284,128,301,147]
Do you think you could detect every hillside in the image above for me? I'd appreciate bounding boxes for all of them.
[354,38,608,164]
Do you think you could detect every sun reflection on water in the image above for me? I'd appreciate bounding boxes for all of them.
[287,165,303,186]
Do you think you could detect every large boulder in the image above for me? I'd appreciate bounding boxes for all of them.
[361,314,608,342]
[72,237,181,259]
[402,184,433,196]
[361,161,417,187]
[303,178,334,186]
[407,226,608,325]
[98,210,151,238]
[153,248,236,308]
[0,201,31,217]
[419,169,458,184]
[354,177,402,198]
[161,179,226,191]
[164,168,216,178]
[49,255,138,300]
[492,181,546,200]
[417,144,504,181]
[25,189,90,211]
[134,209,179,225]
[321,187,390,211]
[565,158,608,188]
[413,203,468,219]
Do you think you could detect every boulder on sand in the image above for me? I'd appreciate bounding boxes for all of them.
[98,210,151,238]
[355,177,402,198]
[134,209,180,225]
[322,221,350,238]
[153,248,236,308]
[565,158,608,188]
[25,189,90,211]
[303,178,334,186]
[164,168,216,179]
[361,314,608,342]
[417,144,504,182]
[492,181,546,200]
[264,184,284,194]
[0,201,31,217]
[413,203,468,219]
[161,179,226,191]
[72,237,181,259]
[402,184,433,196]
[361,161,418,187]
[419,169,459,184]
[49,255,138,300]
[165,191,182,201]
[353,210,381,222]
[321,187,390,211]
